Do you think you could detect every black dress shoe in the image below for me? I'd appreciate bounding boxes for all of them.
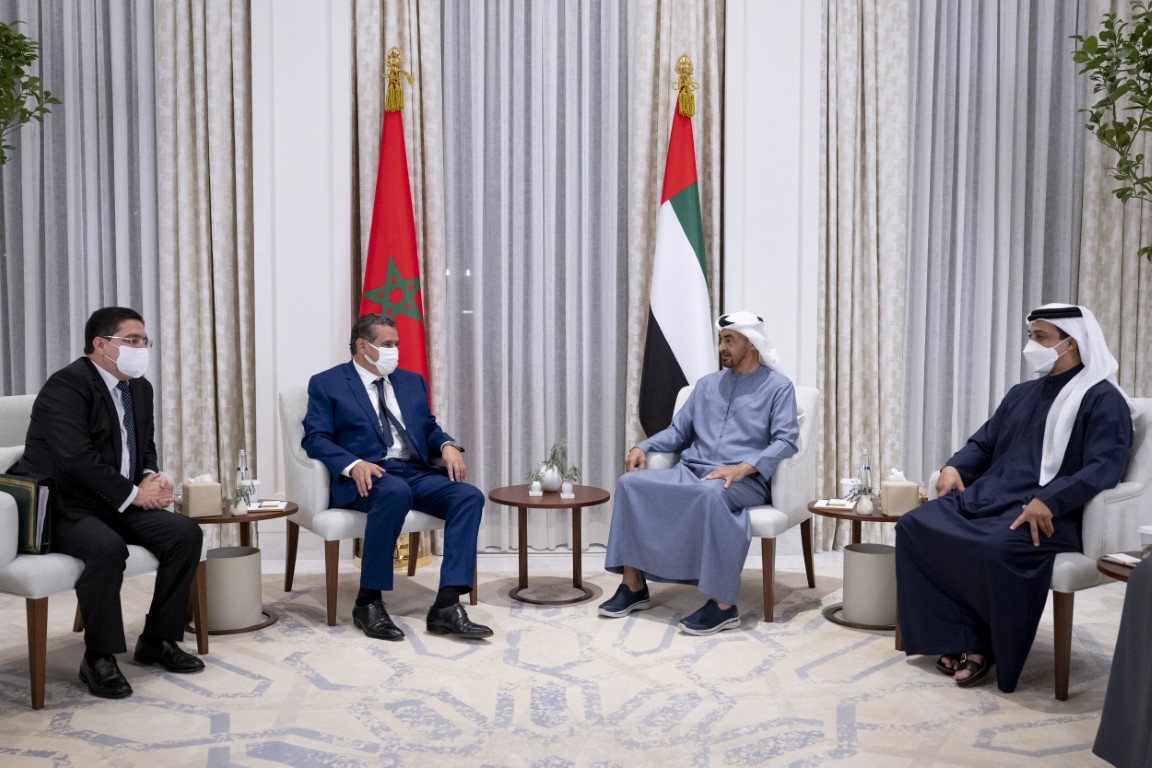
[133,637,205,673]
[426,603,493,639]
[352,600,405,641]
[79,654,133,699]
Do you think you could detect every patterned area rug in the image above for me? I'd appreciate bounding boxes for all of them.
[0,558,1123,766]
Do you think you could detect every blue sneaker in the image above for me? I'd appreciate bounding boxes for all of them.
[598,584,652,617]
[677,599,740,635]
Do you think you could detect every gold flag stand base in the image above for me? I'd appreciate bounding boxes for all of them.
[352,533,433,571]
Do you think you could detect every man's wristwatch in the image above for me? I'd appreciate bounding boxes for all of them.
[443,441,463,452]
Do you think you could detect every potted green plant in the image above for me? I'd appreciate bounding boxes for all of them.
[1073,1,1152,261]
[527,437,581,494]
[0,21,60,165]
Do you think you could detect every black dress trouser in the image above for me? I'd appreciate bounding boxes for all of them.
[51,508,203,655]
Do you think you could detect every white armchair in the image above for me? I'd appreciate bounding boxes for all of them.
[277,387,475,628]
[917,398,1152,700]
[0,394,206,710]
[647,385,820,621]
[1051,397,1152,699]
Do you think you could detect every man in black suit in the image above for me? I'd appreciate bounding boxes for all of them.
[302,314,491,641]
[18,307,204,699]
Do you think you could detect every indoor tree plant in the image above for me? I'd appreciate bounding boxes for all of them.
[1073,1,1152,260]
[0,20,59,165]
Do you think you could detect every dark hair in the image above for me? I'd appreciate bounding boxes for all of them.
[348,314,396,354]
[84,307,144,354]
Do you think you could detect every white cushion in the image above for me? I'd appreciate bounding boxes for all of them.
[0,445,23,473]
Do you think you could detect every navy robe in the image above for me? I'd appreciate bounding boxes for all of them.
[896,364,1132,692]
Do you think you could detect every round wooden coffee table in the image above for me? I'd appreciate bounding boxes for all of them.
[1097,551,1144,583]
[808,500,900,630]
[487,484,610,605]
[190,502,297,635]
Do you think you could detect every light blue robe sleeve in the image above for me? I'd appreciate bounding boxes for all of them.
[742,379,799,478]
[637,386,699,454]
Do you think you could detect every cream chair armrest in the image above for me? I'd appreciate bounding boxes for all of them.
[0,491,18,567]
[1082,480,1152,557]
[646,452,680,470]
[1084,480,1148,508]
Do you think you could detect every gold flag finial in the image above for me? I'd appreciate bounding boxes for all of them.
[674,54,699,117]
[384,46,415,112]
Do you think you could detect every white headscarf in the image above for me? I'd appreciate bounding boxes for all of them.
[716,311,781,372]
[1029,303,1140,485]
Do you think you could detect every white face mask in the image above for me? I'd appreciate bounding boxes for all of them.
[107,344,149,379]
[1022,338,1068,375]
[368,343,399,376]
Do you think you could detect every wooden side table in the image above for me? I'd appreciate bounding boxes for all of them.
[1097,551,1144,583]
[808,500,901,630]
[188,502,297,635]
[487,484,610,605]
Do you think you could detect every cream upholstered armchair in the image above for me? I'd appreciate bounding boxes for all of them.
[647,384,820,621]
[1051,397,1152,700]
[916,398,1152,700]
[0,394,206,710]
[277,387,475,628]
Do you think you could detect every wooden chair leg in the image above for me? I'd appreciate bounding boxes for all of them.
[894,621,903,651]
[189,560,209,654]
[470,561,478,606]
[1054,590,1074,701]
[284,520,300,591]
[800,518,816,588]
[407,532,419,577]
[324,540,340,626]
[26,597,48,710]
[72,604,84,633]
[761,537,776,622]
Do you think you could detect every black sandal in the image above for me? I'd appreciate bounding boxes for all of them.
[955,653,995,688]
[935,653,963,677]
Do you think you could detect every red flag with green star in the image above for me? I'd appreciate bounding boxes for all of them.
[359,99,428,383]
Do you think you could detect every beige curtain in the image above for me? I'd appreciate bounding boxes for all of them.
[353,0,447,406]
[818,0,909,549]
[1078,0,1152,399]
[155,0,255,546]
[625,0,725,447]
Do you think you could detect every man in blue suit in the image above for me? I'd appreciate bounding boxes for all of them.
[302,314,491,640]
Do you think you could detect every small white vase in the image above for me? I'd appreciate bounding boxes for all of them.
[854,495,874,515]
[231,500,249,517]
[538,465,563,492]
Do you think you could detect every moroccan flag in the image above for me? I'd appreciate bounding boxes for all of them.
[359,84,428,383]
[637,98,713,436]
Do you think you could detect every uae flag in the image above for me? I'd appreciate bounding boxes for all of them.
[360,84,428,383]
[637,99,713,435]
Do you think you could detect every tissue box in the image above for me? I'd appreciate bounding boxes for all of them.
[183,481,222,518]
[881,480,919,517]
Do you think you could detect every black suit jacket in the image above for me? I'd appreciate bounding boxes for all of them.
[17,357,157,520]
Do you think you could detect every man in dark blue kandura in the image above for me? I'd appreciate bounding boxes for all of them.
[896,303,1138,692]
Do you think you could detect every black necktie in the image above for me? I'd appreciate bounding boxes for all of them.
[373,377,417,457]
[116,381,137,478]
[372,378,394,450]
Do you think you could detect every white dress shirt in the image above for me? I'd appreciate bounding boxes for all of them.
[93,363,139,511]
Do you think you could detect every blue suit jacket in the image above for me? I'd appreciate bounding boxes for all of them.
[301,361,455,508]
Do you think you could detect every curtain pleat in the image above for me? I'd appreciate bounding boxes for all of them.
[438,0,632,551]
[1077,0,1152,398]
[0,0,159,406]
[155,0,254,546]
[818,0,908,550]
[902,1,1085,487]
